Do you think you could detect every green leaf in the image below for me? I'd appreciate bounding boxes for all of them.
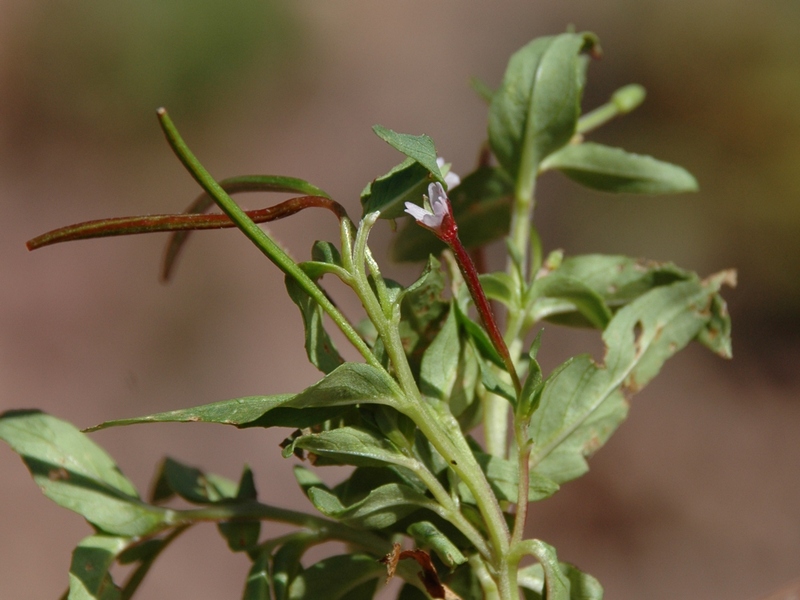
[489,33,598,196]
[334,466,426,506]
[407,521,467,567]
[454,300,505,370]
[530,274,613,329]
[0,411,169,536]
[287,554,384,600]
[419,308,461,401]
[521,541,570,600]
[540,142,699,194]
[372,125,444,183]
[292,464,328,499]
[273,538,313,600]
[87,363,400,433]
[518,331,545,420]
[696,289,734,359]
[528,275,733,483]
[85,395,295,432]
[361,158,433,220]
[372,405,416,452]
[286,274,345,374]
[457,447,559,504]
[447,335,483,432]
[518,561,603,600]
[396,257,450,375]
[479,272,519,308]
[287,363,402,410]
[308,483,435,530]
[150,457,237,504]
[391,166,513,262]
[477,357,517,403]
[286,426,414,470]
[243,548,272,600]
[526,254,731,337]
[68,534,128,600]
[218,466,261,552]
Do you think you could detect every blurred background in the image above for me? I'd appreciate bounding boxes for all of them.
[1,1,798,598]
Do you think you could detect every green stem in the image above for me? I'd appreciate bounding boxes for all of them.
[510,418,532,548]
[351,213,512,593]
[174,501,389,554]
[408,461,492,560]
[576,83,646,135]
[156,108,379,370]
[352,212,418,398]
[469,555,501,600]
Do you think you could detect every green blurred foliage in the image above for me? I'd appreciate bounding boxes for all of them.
[6,1,300,137]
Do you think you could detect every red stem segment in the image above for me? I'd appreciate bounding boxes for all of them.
[26,195,346,251]
[421,198,521,396]
[445,235,521,396]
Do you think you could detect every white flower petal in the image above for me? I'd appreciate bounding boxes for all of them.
[444,171,461,190]
[404,202,430,222]
[436,156,461,190]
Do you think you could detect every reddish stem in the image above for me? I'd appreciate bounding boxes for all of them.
[434,209,520,395]
[26,195,346,251]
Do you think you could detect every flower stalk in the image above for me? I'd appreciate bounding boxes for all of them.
[405,183,521,396]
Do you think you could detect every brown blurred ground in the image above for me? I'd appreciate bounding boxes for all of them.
[1,2,798,599]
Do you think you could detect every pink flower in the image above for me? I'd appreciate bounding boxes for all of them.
[404,183,451,230]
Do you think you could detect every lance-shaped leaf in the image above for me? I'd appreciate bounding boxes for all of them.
[518,559,603,600]
[373,125,444,183]
[286,278,345,375]
[489,32,598,195]
[84,395,295,432]
[308,483,437,530]
[287,554,383,600]
[285,426,417,471]
[540,142,698,194]
[285,241,347,374]
[361,158,433,220]
[86,363,401,433]
[529,274,613,329]
[391,166,513,262]
[528,274,733,483]
[68,534,129,600]
[150,456,237,505]
[419,308,461,402]
[0,411,170,536]
[217,466,261,553]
